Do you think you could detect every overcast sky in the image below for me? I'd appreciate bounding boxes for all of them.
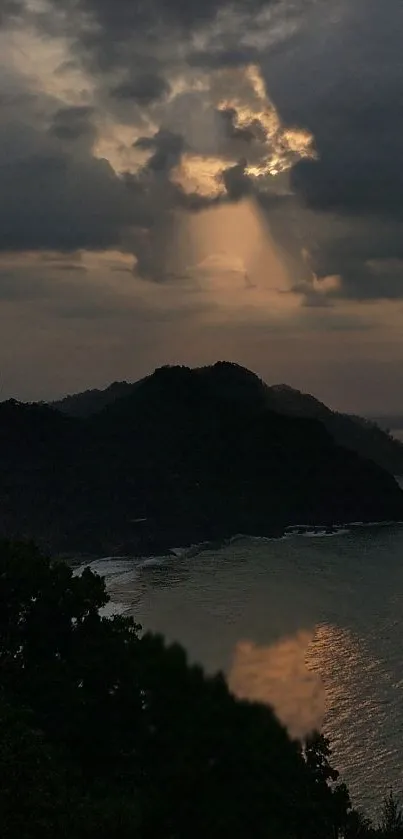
[1,0,403,411]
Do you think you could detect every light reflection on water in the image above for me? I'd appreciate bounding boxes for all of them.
[306,623,403,814]
[80,525,403,813]
[229,632,325,738]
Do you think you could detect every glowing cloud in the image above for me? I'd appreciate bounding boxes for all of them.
[169,63,316,198]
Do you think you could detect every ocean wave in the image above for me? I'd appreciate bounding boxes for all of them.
[73,521,403,582]
[99,600,128,619]
[136,556,171,568]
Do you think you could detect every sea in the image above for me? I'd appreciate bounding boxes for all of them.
[76,523,403,817]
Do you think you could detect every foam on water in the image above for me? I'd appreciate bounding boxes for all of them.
[74,557,141,617]
[136,556,171,568]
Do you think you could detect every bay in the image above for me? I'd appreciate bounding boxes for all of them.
[79,525,403,816]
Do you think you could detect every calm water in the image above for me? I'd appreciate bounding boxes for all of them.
[79,525,403,816]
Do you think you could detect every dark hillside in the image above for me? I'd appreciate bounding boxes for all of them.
[53,362,403,475]
[0,365,399,555]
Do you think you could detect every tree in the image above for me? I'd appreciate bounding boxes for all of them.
[0,540,359,839]
[304,732,352,839]
[344,809,374,839]
[379,791,403,837]
[0,694,141,839]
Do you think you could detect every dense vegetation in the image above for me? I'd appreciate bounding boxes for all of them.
[0,363,402,556]
[53,361,403,476]
[1,540,401,839]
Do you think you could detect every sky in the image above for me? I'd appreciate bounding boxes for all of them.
[1,0,403,411]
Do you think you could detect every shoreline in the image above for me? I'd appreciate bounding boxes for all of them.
[64,518,403,568]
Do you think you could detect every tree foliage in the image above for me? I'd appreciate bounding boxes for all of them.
[379,791,403,838]
[0,540,397,838]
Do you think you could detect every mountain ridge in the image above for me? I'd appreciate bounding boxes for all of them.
[52,361,403,476]
[0,361,401,557]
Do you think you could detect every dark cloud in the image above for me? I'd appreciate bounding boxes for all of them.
[48,105,95,142]
[222,158,253,200]
[0,271,33,300]
[0,263,139,319]
[0,268,79,302]
[110,72,170,105]
[0,72,194,258]
[29,0,274,91]
[30,0,307,137]
[263,0,403,220]
[3,0,403,410]
[305,220,403,301]
[0,86,150,253]
[0,9,297,280]
[218,107,255,143]
[0,72,218,265]
[52,262,88,272]
[7,0,403,306]
[256,0,403,299]
[0,91,37,109]
[0,0,23,27]
[187,45,260,70]
[0,110,219,288]
[134,129,185,173]
[291,144,403,220]
[57,0,270,39]
[288,278,336,308]
[0,149,140,251]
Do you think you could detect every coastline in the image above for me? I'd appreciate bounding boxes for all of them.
[65,518,403,569]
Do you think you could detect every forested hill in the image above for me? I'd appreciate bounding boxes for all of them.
[53,362,403,476]
[0,363,402,556]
